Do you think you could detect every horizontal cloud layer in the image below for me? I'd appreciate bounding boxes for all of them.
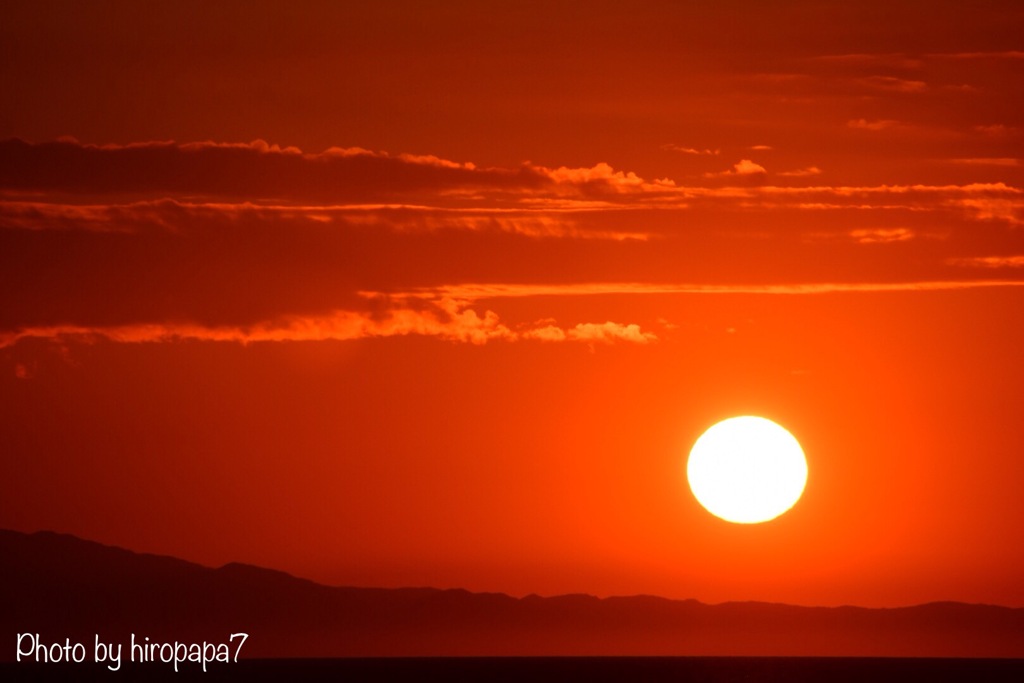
[2,137,1022,349]
[0,296,657,349]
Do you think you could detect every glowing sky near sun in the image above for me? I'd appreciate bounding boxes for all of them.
[1,1,1022,609]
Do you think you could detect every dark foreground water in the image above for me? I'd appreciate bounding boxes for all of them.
[4,657,1024,682]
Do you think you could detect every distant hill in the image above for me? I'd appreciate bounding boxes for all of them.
[2,529,1023,659]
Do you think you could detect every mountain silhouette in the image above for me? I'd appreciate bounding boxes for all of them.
[2,529,1023,659]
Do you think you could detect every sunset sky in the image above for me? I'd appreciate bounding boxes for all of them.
[2,1,1023,610]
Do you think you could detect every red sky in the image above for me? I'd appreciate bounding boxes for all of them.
[1,1,1023,608]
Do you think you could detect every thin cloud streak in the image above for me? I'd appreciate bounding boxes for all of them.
[0,299,657,349]
[0,138,671,206]
[779,166,822,177]
[947,255,1024,269]
[8,186,1017,237]
[928,50,1024,60]
[663,144,720,156]
[12,276,1024,350]
[0,198,650,240]
[848,228,915,244]
[811,53,925,68]
[2,139,1020,228]
[411,280,1024,301]
[847,119,902,131]
[946,158,1021,167]
[856,76,928,93]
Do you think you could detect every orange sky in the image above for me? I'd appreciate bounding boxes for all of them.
[1,1,1023,608]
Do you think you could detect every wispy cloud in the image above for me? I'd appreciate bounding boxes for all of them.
[811,53,925,69]
[974,124,1019,136]
[779,166,822,177]
[0,296,658,349]
[4,136,1023,344]
[848,228,915,244]
[947,197,1024,226]
[539,162,676,194]
[407,280,1024,302]
[757,182,1019,197]
[804,227,939,244]
[947,255,1024,269]
[946,158,1021,167]
[0,138,537,203]
[856,76,928,93]
[705,159,767,178]
[663,144,720,156]
[0,199,650,240]
[16,275,1024,351]
[928,50,1024,60]
[4,139,1019,220]
[0,138,698,210]
[847,119,901,131]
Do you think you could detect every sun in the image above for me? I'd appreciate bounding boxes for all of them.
[687,416,808,524]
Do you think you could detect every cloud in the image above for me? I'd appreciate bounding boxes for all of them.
[757,182,1019,197]
[5,139,1019,225]
[0,295,658,349]
[0,137,540,204]
[849,228,915,244]
[406,280,1024,302]
[948,197,1024,226]
[520,324,566,342]
[804,227,943,244]
[779,166,822,177]
[929,51,1024,60]
[663,144,720,156]
[565,322,657,345]
[946,158,1021,167]
[537,162,677,196]
[0,138,687,207]
[847,119,901,131]
[705,159,767,178]
[0,198,649,240]
[0,299,513,348]
[0,199,182,233]
[947,255,1024,269]
[520,320,656,344]
[754,183,1023,227]
[974,124,1019,136]
[731,159,767,175]
[19,275,1023,350]
[4,137,1024,341]
[855,76,928,93]
[811,53,925,69]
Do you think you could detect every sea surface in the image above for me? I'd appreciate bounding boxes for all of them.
[4,656,1024,682]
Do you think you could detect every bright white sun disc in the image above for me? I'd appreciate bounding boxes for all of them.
[687,416,807,524]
